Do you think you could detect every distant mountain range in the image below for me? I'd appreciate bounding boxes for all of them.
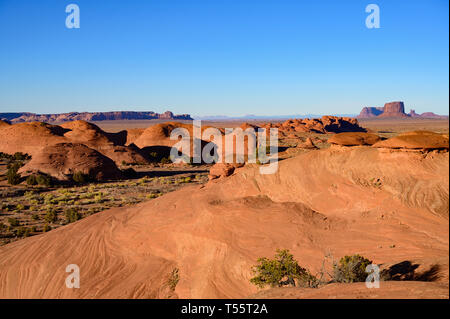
[357,102,448,119]
[0,111,193,123]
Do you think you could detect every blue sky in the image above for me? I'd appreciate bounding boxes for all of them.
[0,0,448,116]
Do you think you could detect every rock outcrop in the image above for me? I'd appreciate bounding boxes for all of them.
[372,131,449,151]
[262,116,366,134]
[297,137,319,149]
[19,143,122,181]
[60,121,149,165]
[208,163,244,180]
[377,102,408,118]
[328,132,381,146]
[0,120,149,166]
[358,107,384,118]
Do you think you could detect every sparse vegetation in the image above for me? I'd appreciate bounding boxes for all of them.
[250,249,318,288]
[36,174,52,186]
[7,162,22,185]
[44,209,57,224]
[72,171,90,184]
[168,267,180,291]
[8,218,20,227]
[332,254,373,283]
[0,159,209,246]
[65,208,81,223]
[26,174,38,185]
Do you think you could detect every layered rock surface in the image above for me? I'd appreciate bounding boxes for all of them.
[0,146,447,298]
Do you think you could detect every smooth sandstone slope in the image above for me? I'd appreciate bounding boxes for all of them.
[0,120,149,166]
[0,147,448,299]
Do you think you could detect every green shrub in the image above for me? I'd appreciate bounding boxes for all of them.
[44,209,57,223]
[65,208,81,223]
[31,214,40,220]
[42,224,51,232]
[13,152,30,161]
[332,254,373,283]
[6,163,21,185]
[167,268,180,291]
[16,204,25,211]
[7,217,20,227]
[72,171,90,184]
[250,249,318,288]
[26,175,38,185]
[160,157,171,164]
[36,174,52,187]
[15,226,31,237]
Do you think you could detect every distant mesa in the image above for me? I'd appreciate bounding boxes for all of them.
[358,106,384,118]
[0,110,193,123]
[357,101,448,119]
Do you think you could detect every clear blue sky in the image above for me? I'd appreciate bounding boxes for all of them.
[0,0,448,116]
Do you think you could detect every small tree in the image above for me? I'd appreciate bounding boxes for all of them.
[36,174,52,187]
[332,254,373,283]
[250,249,318,288]
[26,175,38,185]
[44,209,57,223]
[65,208,81,223]
[72,171,89,184]
[7,162,22,185]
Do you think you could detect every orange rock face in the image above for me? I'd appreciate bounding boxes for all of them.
[0,120,149,166]
[297,137,318,149]
[265,116,365,134]
[19,143,122,181]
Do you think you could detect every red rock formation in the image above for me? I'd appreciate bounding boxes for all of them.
[358,101,447,119]
[328,132,381,146]
[19,143,122,181]
[372,131,449,151]
[377,101,409,118]
[297,137,318,149]
[357,107,384,118]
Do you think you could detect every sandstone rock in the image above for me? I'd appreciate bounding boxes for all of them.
[372,131,449,150]
[209,163,236,179]
[409,109,420,117]
[19,143,122,181]
[357,107,384,118]
[59,120,150,165]
[0,122,67,156]
[377,101,409,118]
[297,137,318,149]
[328,132,381,146]
[0,120,11,128]
[0,146,448,299]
